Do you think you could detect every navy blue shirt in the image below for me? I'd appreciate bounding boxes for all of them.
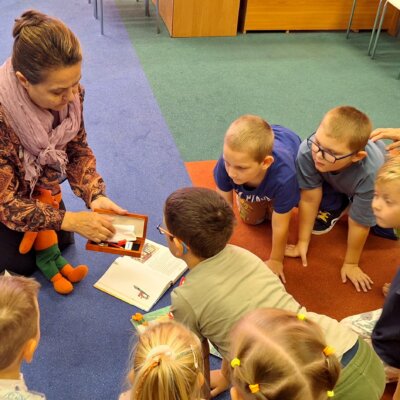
[214,125,301,214]
[372,268,400,368]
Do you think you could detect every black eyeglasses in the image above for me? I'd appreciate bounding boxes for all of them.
[307,133,357,164]
[156,223,174,238]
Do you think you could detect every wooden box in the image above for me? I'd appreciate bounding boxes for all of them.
[86,210,148,257]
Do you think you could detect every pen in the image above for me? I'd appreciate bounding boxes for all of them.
[134,285,150,299]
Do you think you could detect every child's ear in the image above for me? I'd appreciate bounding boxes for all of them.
[23,338,38,364]
[262,155,274,170]
[128,369,135,384]
[230,387,243,400]
[172,237,189,256]
[197,372,205,387]
[351,150,367,163]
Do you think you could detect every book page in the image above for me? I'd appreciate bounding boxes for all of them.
[138,239,187,282]
[94,257,170,311]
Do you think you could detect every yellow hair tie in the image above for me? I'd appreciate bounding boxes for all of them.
[297,313,306,321]
[327,390,335,397]
[323,346,335,356]
[231,358,241,368]
[249,384,260,393]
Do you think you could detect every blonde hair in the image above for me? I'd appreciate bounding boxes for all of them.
[322,106,372,152]
[224,115,274,162]
[229,308,340,400]
[376,155,400,185]
[130,321,203,400]
[12,9,82,84]
[0,275,40,370]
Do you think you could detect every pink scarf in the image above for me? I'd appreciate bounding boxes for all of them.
[0,58,82,192]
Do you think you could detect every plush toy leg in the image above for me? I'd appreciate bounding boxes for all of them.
[36,244,73,295]
[59,264,89,283]
[19,231,39,254]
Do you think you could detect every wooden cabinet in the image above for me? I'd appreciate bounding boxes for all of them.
[157,0,241,37]
[241,0,399,34]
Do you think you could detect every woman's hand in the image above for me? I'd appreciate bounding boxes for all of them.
[61,210,116,243]
[90,195,127,214]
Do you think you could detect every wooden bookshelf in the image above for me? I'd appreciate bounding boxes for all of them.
[241,0,399,35]
[157,0,241,37]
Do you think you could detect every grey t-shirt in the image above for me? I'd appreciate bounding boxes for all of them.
[296,139,386,227]
[171,245,357,360]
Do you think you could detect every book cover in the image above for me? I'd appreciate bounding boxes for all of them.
[93,240,187,311]
[131,306,222,359]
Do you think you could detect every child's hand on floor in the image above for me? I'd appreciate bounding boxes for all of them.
[264,259,286,283]
[210,369,230,398]
[341,263,373,292]
[285,241,309,267]
[383,283,391,297]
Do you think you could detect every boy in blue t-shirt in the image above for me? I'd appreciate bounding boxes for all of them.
[286,106,392,293]
[213,114,301,282]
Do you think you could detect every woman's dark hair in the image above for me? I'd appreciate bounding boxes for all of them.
[12,9,82,84]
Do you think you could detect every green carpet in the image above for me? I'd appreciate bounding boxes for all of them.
[115,0,400,161]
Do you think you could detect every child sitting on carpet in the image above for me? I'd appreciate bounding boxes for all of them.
[370,155,400,399]
[119,320,204,400]
[285,106,393,293]
[162,187,385,399]
[0,275,45,399]
[229,308,340,400]
[213,114,301,282]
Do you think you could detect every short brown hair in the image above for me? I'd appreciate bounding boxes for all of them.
[376,154,400,185]
[12,9,82,84]
[131,321,204,400]
[225,115,274,163]
[230,308,340,400]
[322,106,372,152]
[0,275,40,370]
[164,187,235,258]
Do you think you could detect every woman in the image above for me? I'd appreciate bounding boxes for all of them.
[0,9,126,276]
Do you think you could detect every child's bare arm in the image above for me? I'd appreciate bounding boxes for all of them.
[210,359,230,398]
[341,217,373,292]
[201,340,211,399]
[370,128,400,150]
[216,187,233,207]
[266,210,292,283]
[285,187,322,266]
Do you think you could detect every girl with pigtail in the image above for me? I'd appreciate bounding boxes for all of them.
[229,308,341,400]
[119,321,205,400]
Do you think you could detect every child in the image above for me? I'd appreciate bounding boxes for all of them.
[229,308,340,400]
[162,187,385,399]
[119,320,204,400]
[0,274,45,399]
[285,106,391,293]
[370,155,400,399]
[213,114,301,282]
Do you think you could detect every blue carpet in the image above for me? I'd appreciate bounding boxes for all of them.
[0,1,201,400]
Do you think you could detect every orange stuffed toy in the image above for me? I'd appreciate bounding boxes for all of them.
[19,188,88,294]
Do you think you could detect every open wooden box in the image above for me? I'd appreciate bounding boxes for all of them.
[86,209,148,257]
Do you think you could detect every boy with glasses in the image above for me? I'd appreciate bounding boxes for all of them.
[286,106,393,293]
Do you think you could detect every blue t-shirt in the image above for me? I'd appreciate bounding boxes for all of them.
[213,125,301,214]
[372,267,400,368]
[296,139,386,227]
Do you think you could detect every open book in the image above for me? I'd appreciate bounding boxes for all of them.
[94,240,187,311]
[131,305,222,359]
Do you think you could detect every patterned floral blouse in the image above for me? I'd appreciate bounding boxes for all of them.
[0,87,106,232]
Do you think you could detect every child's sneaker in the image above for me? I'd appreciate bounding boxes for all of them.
[312,206,348,235]
[371,225,398,241]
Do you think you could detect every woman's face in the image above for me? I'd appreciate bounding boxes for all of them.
[16,62,82,111]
